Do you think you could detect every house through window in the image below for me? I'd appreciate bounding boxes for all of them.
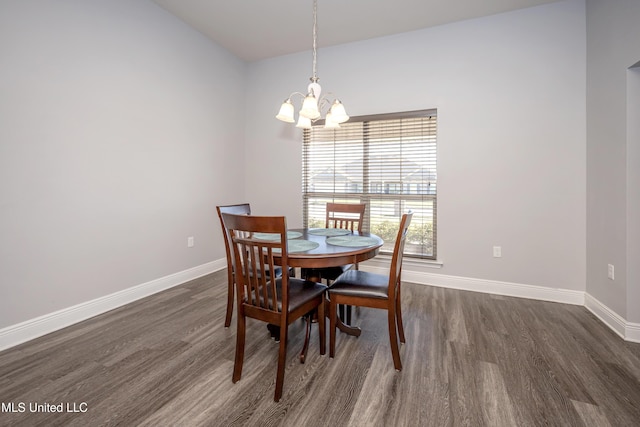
[302,109,437,259]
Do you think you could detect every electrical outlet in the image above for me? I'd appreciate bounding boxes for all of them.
[608,264,614,280]
[493,246,502,258]
[187,236,195,248]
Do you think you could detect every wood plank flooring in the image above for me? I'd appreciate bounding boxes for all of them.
[1,270,639,426]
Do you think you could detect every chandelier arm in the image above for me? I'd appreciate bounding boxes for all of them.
[317,91,342,107]
[287,92,307,101]
[320,92,339,101]
[317,96,332,111]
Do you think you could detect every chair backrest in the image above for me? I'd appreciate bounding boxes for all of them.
[388,212,413,297]
[222,213,290,325]
[217,203,251,272]
[325,202,366,232]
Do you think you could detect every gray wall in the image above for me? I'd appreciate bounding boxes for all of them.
[0,0,246,328]
[4,0,638,340]
[586,0,640,322]
[245,0,587,292]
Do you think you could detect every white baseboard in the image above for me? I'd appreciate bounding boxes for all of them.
[627,323,640,343]
[361,263,585,306]
[362,262,639,342]
[584,293,640,343]
[0,260,225,352]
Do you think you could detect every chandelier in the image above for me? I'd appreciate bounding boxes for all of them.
[275,0,349,129]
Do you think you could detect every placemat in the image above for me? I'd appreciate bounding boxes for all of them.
[272,239,320,253]
[307,228,351,236]
[253,231,303,241]
[326,235,380,247]
[288,239,320,253]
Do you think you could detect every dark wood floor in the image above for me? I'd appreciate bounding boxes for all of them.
[1,270,639,426]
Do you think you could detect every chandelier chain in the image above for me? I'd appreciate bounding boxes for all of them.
[311,0,318,82]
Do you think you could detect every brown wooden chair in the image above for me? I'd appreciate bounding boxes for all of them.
[325,202,366,232]
[303,202,366,324]
[216,203,251,327]
[328,211,413,371]
[222,213,327,402]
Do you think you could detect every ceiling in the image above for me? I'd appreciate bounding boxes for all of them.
[152,0,561,62]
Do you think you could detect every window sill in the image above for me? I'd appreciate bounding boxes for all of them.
[364,254,443,269]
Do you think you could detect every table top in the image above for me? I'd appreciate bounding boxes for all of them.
[276,228,384,269]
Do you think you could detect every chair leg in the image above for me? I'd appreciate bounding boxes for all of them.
[337,304,353,325]
[274,323,288,402]
[318,297,326,355]
[388,306,402,371]
[299,313,312,363]
[232,312,246,383]
[267,323,280,341]
[329,298,337,358]
[396,288,405,344]
[224,272,234,327]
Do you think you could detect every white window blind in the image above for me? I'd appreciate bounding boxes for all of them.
[303,109,437,259]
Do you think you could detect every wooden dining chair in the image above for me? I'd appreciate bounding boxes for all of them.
[328,211,413,371]
[325,202,367,232]
[216,203,252,327]
[303,202,366,324]
[222,213,327,402]
[302,203,367,282]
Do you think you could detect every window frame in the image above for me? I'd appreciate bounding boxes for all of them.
[302,109,437,260]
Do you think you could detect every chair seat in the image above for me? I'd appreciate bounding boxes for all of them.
[283,278,328,312]
[330,270,389,299]
[247,278,327,312]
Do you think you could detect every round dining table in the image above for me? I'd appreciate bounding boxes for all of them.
[272,228,384,362]
[279,228,383,272]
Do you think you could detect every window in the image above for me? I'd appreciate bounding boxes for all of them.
[302,109,437,259]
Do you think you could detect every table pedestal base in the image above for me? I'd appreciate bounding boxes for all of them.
[298,306,361,363]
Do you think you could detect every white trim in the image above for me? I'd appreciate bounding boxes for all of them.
[0,260,225,352]
[585,293,640,343]
[584,293,626,339]
[364,264,640,341]
[361,264,584,306]
[368,254,443,269]
[626,323,640,343]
